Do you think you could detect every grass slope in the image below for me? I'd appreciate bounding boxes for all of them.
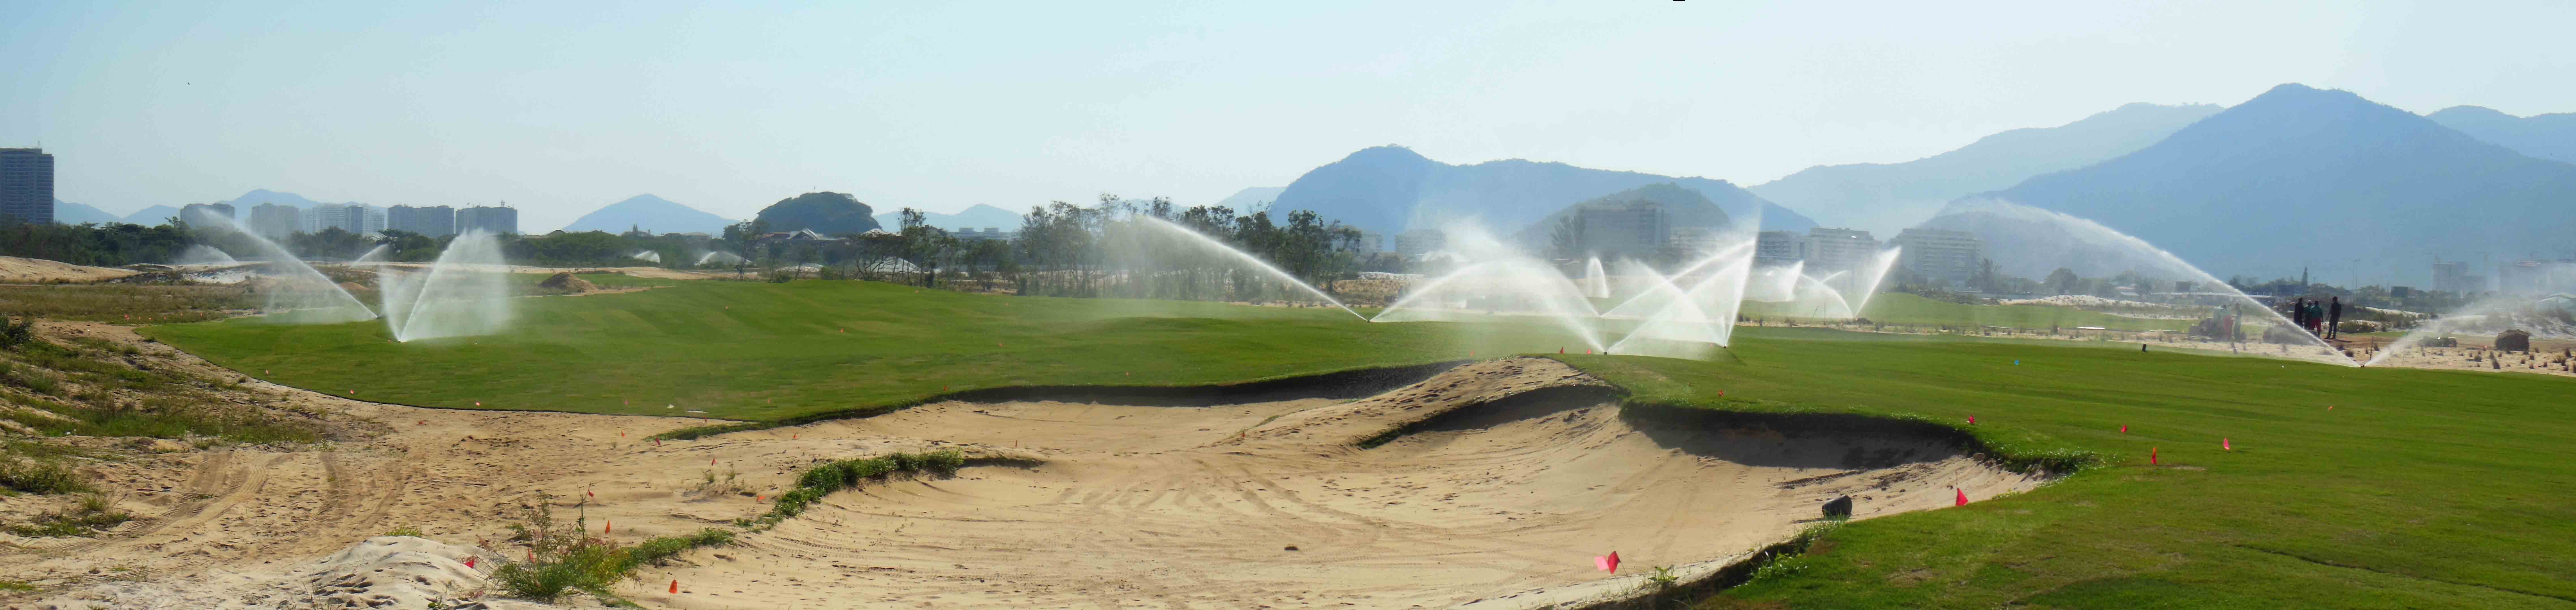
[143,282,2576,606]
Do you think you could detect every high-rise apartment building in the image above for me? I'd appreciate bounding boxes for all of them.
[1890,228,1986,285]
[456,205,519,235]
[247,203,300,238]
[1755,230,1804,265]
[1573,201,1670,260]
[2431,260,2481,294]
[1394,229,1446,255]
[1801,228,1880,272]
[0,148,54,224]
[387,205,457,237]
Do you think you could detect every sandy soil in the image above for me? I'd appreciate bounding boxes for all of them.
[0,257,139,284]
[2,329,2048,609]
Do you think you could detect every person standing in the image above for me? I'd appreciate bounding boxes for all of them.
[2328,297,2343,339]
[2291,298,2306,333]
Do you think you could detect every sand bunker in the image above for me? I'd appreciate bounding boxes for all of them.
[0,256,139,283]
[627,359,2048,609]
[3,329,2045,609]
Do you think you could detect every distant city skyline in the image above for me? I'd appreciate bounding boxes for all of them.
[6,1,2573,231]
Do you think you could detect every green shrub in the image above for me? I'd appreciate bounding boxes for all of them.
[0,457,93,495]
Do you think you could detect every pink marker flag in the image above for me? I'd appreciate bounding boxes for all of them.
[1967,416,1976,425]
[1596,551,1620,572]
[1955,488,1969,506]
[2119,425,2127,433]
[2223,438,2233,451]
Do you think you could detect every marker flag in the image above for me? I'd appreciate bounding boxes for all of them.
[1595,551,1620,572]
[2150,447,2159,465]
[2223,438,2232,451]
[670,580,679,594]
[1955,488,1969,506]
[2119,425,2127,433]
[464,557,475,568]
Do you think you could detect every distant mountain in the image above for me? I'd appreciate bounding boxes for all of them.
[221,189,330,210]
[53,199,121,224]
[120,205,181,226]
[1267,146,1814,236]
[1923,83,2576,285]
[2428,105,2576,165]
[871,204,1024,233]
[1212,187,1286,211]
[755,192,881,235]
[1752,103,2223,234]
[562,194,736,234]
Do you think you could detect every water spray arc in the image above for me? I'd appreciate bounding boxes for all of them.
[183,210,375,323]
[1133,217,1366,320]
[381,230,516,342]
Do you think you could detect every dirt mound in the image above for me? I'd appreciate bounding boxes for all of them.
[0,256,138,283]
[536,271,596,293]
[2497,329,2533,352]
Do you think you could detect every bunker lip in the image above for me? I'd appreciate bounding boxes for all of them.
[633,358,2055,609]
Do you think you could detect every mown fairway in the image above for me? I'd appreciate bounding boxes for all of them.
[143,279,1582,419]
[146,280,2576,607]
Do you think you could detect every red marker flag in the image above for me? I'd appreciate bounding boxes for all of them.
[1596,551,1620,572]
[670,579,679,594]
[2119,425,2127,433]
[464,557,476,568]
[1955,488,1969,506]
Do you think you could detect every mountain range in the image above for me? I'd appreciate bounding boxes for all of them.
[52,199,121,224]
[872,204,1025,233]
[1922,83,2576,285]
[1266,146,1815,237]
[561,194,736,235]
[1750,103,2224,235]
[2428,106,2576,165]
[1212,187,1286,211]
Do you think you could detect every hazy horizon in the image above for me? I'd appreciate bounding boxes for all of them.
[7,1,2573,229]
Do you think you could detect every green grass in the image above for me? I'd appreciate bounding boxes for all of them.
[145,280,1581,420]
[1767,292,2198,332]
[140,280,2576,607]
[1560,328,2576,607]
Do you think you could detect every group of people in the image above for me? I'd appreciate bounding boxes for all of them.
[2290,296,2343,339]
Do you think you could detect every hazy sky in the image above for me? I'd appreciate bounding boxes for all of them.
[6,0,2571,231]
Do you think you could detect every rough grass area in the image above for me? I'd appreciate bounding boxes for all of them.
[1557,327,2576,607]
[0,284,258,325]
[5,494,132,537]
[147,280,1579,420]
[0,328,322,445]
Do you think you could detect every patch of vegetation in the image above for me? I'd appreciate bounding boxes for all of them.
[7,494,132,537]
[0,331,322,445]
[0,285,257,325]
[0,456,93,495]
[385,525,425,537]
[491,495,736,603]
[753,449,966,527]
[0,579,36,592]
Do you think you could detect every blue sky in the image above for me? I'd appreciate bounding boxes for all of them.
[5,0,2571,231]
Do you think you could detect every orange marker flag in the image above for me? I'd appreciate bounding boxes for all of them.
[1954,488,1969,506]
[1596,551,1620,572]
[670,579,679,594]
[604,520,611,533]
[2150,447,2159,465]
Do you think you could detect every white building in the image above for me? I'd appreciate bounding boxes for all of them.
[1801,228,1879,272]
[1890,228,1986,285]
